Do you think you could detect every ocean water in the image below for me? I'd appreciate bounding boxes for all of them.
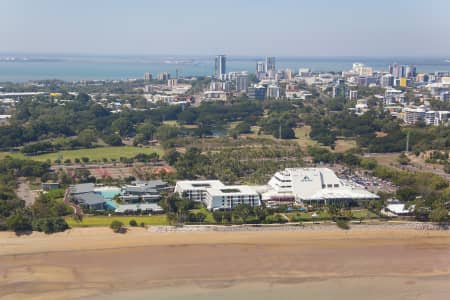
[0,54,449,82]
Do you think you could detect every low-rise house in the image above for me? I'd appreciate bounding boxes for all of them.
[69,183,95,195]
[386,204,415,216]
[74,193,107,211]
[114,203,164,214]
[120,194,141,203]
[121,180,169,203]
[203,91,227,101]
[349,99,369,115]
[285,90,312,100]
[69,183,107,210]
[42,182,60,191]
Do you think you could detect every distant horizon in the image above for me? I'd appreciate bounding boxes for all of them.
[0,55,449,83]
[1,51,450,60]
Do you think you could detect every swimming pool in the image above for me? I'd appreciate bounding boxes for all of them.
[105,200,119,210]
[94,187,121,200]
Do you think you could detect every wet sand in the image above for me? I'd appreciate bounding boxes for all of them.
[1,227,450,300]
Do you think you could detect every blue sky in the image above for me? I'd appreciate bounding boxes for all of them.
[1,0,449,56]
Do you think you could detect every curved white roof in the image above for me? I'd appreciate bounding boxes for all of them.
[265,168,378,202]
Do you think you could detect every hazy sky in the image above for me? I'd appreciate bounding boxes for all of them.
[1,0,450,57]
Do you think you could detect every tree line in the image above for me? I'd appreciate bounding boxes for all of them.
[0,158,72,233]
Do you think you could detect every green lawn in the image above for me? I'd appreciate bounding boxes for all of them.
[334,139,358,153]
[351,209,379,219]
[0,146,163,162]
[65,208,378,227]
[294,126,319,150]
[286,209,378,221]
[66,215,168,227]
[287,211,331,221]
[294,126,357,153]
[0,152,26,160]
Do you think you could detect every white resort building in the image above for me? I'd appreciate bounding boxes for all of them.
[174,180,261,210]
[204,185,260,211]
[174,180,224,203]
[175,168,379,210]
[261,168,379,206]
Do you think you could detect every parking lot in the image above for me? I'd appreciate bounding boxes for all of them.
[329,165,398,194]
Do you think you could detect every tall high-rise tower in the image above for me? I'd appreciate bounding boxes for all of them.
[236,73,249,92]
[215,55,226,79]
[256,61,265,73]
[265,56,276,73]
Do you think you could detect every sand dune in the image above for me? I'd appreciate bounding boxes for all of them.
[1,227,450,299]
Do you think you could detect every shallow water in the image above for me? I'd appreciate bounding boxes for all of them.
[85,276,450,300]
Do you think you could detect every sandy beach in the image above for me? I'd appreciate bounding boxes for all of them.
[1,226,450,300]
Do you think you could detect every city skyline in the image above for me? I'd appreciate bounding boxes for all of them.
[1,0,450,57]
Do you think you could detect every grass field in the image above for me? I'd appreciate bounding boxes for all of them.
[162,120,178,126]
[286,209,378,221]
[164,120,199,129]
[0,146,163,162]
[350,209,379,219]
[243,126,284,140]
[66,215,168,227]
[294,126,357,153]
[65,208,379,227]
[294,126,319,150]
[334,139,358,152]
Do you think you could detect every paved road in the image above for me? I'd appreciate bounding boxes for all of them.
[64,188,83,215]
[192,91,204,107]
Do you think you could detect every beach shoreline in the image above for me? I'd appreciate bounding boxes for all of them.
[1,226,450,300]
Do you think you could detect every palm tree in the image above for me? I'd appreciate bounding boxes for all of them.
[233,204,252,224]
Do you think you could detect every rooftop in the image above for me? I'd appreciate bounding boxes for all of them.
[115,203,163,213]
[73,192,106,206]
[207,185,259,197]
[386,204,415,215]
[176,180,224,191]
[266,168,379,201]
[69,183,95,195]
[123,185,158,194]
[131,180,167,188]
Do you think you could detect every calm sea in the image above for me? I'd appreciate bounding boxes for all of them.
[0,54,449,82]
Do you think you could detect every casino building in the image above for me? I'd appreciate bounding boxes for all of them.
[261,168,379,206]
